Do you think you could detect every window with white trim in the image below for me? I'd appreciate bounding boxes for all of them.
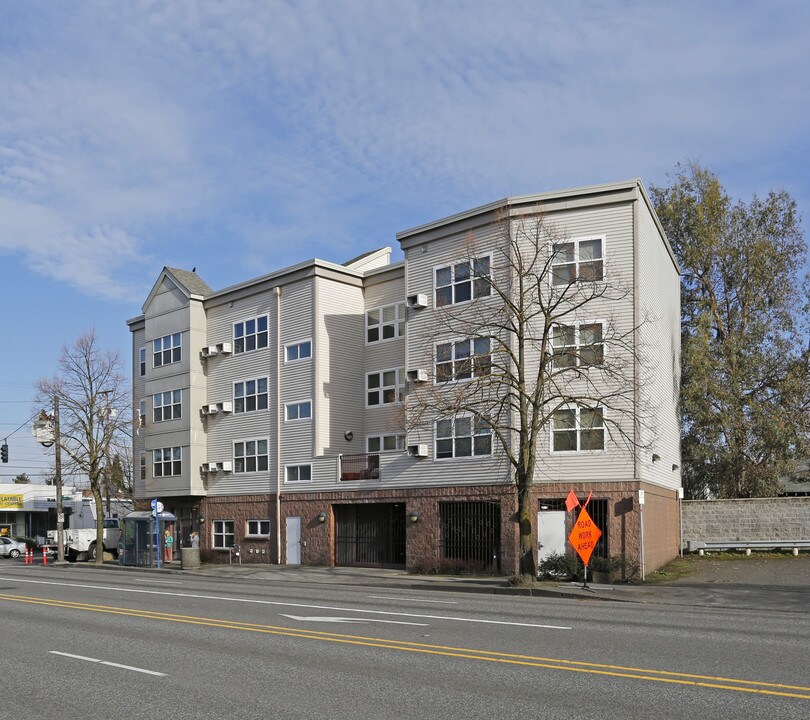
[139,347,146,377]
[213,520,235,548]
[435,256,491,307]
[234,439,269,473]
[138,400,146,429]
[153,447,181,477]
[552,236,604,285]
[366,303,406,343]
[234,315,268,354]
[435,338,491,382]
[153,390,181,422]
[285,465,312,483]
[552,407,605,451]
[153,333,181,367]
[435,416,492,459]
[234,377,268,413]
[285,401,312,421]
[246,520,271,537]
[139,453,146,481]
[366,434,405,453]
[366,368,404,406]
[551,323,604,369]
[285,339,312,362]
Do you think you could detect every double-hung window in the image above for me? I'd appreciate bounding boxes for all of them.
[366,368,404,406]
[435,256,491,307]
[153,390,181,422]
[234,315,268,354]
[139,347,146,376]
[366,303,406,343]
[285,401,312,421]
[285,340,312,362]
[213,520,235,548]
[551,323,604,368]
[367,434,405,453]
[138,400,146,428]
[234,378,268,413]
[139,453,146,481]
[153,333,181,367]
[552,407,605,451]
[552,236,604,285]
[435,338,491,381]
[234,439,269,473]
[153,447,181,477]
[435,416,492,459]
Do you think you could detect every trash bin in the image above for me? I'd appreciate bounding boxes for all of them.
[180,546,201,570]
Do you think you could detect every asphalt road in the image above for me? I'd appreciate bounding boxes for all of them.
[0,563,808,720]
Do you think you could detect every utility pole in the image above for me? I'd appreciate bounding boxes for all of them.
[54,397,66,564]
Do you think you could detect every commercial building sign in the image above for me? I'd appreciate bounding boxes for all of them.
[0,494,24,510]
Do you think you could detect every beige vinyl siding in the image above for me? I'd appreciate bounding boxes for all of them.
[131,325,147,497]
[313,276,365,459]
[637,199,681,490]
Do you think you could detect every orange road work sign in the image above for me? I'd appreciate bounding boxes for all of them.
[568,507,602,566]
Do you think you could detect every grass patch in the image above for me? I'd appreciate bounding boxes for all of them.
[644,555,699,584]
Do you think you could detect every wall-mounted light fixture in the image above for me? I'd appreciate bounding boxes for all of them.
[198,517,205,523]
[672,463,680,472]
[317,511,327,523]
[408,511,420,523]
[344,431,354,441]
[652,453,661,463]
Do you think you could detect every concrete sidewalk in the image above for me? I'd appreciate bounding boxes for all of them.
[85,560,809,613]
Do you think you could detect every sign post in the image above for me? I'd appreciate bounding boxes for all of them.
[151,499,164,568]
[568,506,602,588]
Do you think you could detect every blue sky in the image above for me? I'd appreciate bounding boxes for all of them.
[2,0,809,482]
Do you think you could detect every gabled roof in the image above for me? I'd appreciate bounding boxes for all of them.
[140,266,213,314]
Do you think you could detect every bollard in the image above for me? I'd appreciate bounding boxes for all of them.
[25,548,30,565]
[42,548,47,566]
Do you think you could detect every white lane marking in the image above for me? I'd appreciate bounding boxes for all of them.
[50,651,165,677]
[281,614,428,626]
[368,595,458,605]
[129,579,183,585]
[2,577,571,630]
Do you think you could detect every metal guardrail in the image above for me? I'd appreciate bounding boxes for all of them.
[687,540,810,552]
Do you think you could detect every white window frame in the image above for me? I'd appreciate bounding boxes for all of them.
[434,416,492,460]
[139,347,146,377]
[434,254,492,308]
[366,303,406,344]
[551,235,605,286]
[152,389,182,422]
[365,368,405,407]
[233,315,269,354]
[551,406,606,453]
[234,438,269,473]
[153,447,181,477]
[139,452,146,481]
[212,520,235,549]
[366,434,405,453]
[153,333,181,368]
[551,322,605,369]
[284,400,312,422]
[234,377,269,414]
[284,464,313,483]
[284,339,312,362]
[434,338,491,383]
[138,400,146,429]
[246,519,271,537]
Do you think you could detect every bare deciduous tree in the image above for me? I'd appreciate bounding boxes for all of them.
[406,210,649,578]
[36,330,130,564]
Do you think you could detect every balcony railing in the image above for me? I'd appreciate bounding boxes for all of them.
[340,453,380,481]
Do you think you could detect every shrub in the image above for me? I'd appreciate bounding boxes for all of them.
[538,552,580,580]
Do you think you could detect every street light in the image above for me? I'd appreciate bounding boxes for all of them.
[33,402,65,564]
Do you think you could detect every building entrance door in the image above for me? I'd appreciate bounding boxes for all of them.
[537,510,567,563]
[285,516,301,564]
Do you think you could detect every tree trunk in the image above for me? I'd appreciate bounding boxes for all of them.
[92,482,105,565]
[517,478,536,578]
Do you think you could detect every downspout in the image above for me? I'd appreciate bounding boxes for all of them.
[275,286,283,564]
[632,185,643,573]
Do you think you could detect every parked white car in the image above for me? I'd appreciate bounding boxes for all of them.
[0,537,27,558]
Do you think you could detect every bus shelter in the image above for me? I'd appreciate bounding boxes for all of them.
[120,510,176,568]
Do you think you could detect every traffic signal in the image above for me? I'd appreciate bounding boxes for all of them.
[1,443,7,463]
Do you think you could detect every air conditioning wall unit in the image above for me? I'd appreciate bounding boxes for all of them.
[201,463,218,473]
[408,444,429,458]
[407,368,428,383]
[219,461,233,472]
[201,405,219,415]
[216,342,233,355]
[219,401,233,413]
[200,345,219,358]
[407,293,428,309]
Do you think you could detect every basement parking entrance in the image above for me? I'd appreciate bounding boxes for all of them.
[334,503,406,568]
[439,501,501,573]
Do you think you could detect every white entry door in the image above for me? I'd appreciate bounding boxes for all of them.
[285,516,301,565]
[537,511,566,562]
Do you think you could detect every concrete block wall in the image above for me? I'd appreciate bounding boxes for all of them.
[682,497,810,543]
